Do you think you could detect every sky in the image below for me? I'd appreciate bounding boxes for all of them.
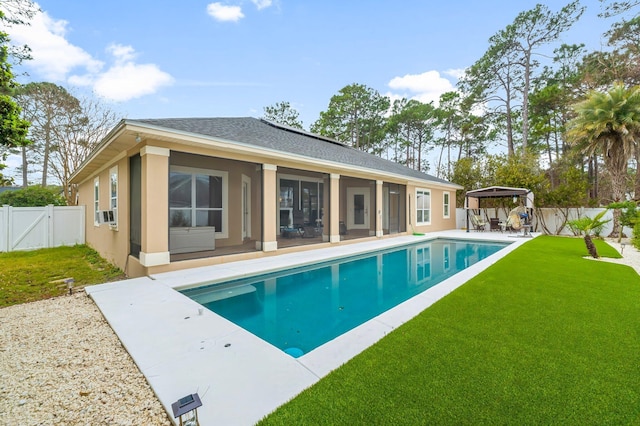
[4,0,617,180]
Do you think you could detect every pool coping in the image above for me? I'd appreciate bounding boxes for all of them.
[86,230,536,425]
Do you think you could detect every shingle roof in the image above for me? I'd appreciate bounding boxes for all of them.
[128,117,459,187]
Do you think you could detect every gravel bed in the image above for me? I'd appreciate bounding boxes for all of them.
[0,292,172,426]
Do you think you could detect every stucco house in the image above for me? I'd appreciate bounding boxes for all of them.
[70,117,463,278]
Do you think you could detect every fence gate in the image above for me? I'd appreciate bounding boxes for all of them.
[0,205,85,252]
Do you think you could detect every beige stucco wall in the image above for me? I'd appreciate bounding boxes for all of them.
[408,184,457,233]
[75,131,461,278]
[262,164,278,250]
[79,154,131,272]
[141,147,169,258]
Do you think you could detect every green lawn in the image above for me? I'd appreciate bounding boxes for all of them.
[259,236,640,425]
[0,245,124,307]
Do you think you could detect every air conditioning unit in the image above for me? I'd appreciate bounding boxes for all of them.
[98,210,116,225]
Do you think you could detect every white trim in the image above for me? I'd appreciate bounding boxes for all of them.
[382,186,389,230]
[75,151,127,187]
[109,165,118,230]
[330,173,340,180]
[93,177,100,227]
[262,241,278,252]
[140,251,170,266]
[411,245,432,284]
[443,243,451,272]
[416,188,431,225]
[141,146,170,157]
[241,174,251,239]
[278,172,324,183]
[263,163,277,171]
[169,165,229,239]
[346,187,370,229]
[443,191,450,219]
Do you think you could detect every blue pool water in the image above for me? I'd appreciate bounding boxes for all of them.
[181,239,509,357]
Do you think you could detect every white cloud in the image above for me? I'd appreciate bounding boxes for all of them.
[207,3,244,22]
[71,44,173,102]
[107,44,137,63]
[8,8,173,102]
[92,62,173,102]
[388,70,455,105]
[251,0,273,10]
[8,10,103,80]
[444,68,465,80]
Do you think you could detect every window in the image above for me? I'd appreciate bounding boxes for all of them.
[109,166,118,228]
[169,166,228,237]
[416,246,431,283]
[416,189,431,224]
[278,175,324,227]
[443,191,450,218]
[93,177,100,226]
[443,244,450,271]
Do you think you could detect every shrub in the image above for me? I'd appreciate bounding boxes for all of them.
[633,221,640,250]
[0,186,66,207]
[608,201,640,247]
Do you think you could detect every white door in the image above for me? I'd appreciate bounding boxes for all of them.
[241,175,251,239]
[346,187,370,229]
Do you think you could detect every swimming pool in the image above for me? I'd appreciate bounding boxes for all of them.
[181,238,509,357]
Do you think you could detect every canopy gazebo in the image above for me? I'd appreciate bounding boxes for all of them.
[464,186,534,232]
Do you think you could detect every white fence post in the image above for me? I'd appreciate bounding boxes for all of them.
[46,204,53,249]
[4,204,12,252]
[0,205,8,252]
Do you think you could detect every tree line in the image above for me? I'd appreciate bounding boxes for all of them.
[263,0,640,238]
[0,0,118,205]
[0,0,639,236]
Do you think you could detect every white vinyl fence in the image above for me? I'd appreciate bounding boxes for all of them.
[456,207,633,237]
[0,205,85,252]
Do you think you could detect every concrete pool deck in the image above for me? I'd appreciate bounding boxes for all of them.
[86,230,536,425]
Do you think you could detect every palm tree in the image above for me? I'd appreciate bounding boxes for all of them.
[566,82,640,237]
[567,210,610,258]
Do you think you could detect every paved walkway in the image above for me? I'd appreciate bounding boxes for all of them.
[595,238,640,275]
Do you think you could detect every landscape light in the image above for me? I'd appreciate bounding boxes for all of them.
[171,393,202,426]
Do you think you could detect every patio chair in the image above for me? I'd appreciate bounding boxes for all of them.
[504,208,523,232]
[339,221,348,235]
[470,214,487,231]
[301,225,317,238]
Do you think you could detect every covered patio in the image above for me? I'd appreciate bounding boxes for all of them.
[464,186,534,233]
